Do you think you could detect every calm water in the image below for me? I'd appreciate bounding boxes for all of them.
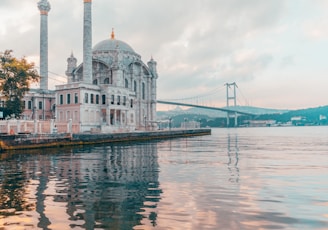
[1,127,328,230]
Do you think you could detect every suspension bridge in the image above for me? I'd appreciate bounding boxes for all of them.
[157,82,254,126]
[156,100,253,116]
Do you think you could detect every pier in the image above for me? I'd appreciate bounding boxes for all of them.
[0,128,211,151]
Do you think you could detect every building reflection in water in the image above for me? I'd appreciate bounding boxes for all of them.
[0,142,162,229]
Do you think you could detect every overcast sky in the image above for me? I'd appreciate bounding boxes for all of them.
[1,0,328,110]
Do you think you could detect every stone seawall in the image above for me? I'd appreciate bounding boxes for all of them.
[0,129,211,151]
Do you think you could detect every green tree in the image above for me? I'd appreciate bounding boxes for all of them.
[0,50,39,118]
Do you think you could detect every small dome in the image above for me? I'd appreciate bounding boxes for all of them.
[93,39,135,53]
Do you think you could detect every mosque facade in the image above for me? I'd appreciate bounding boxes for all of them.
[12,0,158,133]
[56,31,158,132]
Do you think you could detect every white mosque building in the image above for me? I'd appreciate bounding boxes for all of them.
[17,0,158,133]
[56,29,158,132]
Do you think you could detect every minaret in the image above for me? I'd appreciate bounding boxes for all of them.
[66,52,77,83]
[147,56,158,78]
[148,56,158,124]
[37,0,51,90]
[83,0,92,84]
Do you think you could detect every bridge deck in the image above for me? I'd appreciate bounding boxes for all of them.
[157,100,254,116]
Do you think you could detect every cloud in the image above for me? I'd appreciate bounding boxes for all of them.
[303,18,328,40]
[280,56,294,68]
[151,0,285,99]
[3,0,328,109]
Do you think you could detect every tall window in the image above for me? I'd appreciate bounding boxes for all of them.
[28,101,32,109]
[60,95,63,104]
[130,99,133,108]
[142,82,145,100]
[22,101,26,109]
[67,93,71,104]
[111,95,114,104]
[123,96,126,106]
[102,95,106,105]
[125,79,129,88]
[75,93,78,104]
[85,93,88,103]
[39,101,42,109]
[91,94,94,104]
[96,95,99,104]
[134,80,137,92]
[117,95,121,105]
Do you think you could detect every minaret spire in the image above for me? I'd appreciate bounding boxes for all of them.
[83,0,92,84]
[38,0,51,90]
[111,28,115,40]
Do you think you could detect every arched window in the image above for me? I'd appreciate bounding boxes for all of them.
[93,79,98,85]
[104,78,109,84]
[125,79,129,88]
[134,80,137,92]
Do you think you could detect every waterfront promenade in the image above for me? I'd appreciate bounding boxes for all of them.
[0,128,211,151]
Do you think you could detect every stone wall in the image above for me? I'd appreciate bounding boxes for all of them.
[0,129,211,151]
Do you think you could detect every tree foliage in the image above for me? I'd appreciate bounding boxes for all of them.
[0,50,39,118]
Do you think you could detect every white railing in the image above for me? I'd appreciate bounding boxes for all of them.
[0,119,80,134]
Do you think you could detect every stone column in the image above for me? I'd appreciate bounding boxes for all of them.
[83,0,93,84]
[50,119,55,134]
[38,0,51,90]
[34,120,38,134]
[68,119,72,134]
[17,120,21,133]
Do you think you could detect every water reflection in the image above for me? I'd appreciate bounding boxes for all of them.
[2,127,328,229]
[0,143,162,229]
[227,133,239,183]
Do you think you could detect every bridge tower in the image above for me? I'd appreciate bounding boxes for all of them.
[225,82,238,127]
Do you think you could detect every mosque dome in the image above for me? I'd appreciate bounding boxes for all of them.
[93,30,135,53]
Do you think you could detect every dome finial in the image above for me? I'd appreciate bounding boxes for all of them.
[111,28,115,40]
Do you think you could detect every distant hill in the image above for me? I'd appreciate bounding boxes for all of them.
[256,105,328,124]
[157,105,328,127]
